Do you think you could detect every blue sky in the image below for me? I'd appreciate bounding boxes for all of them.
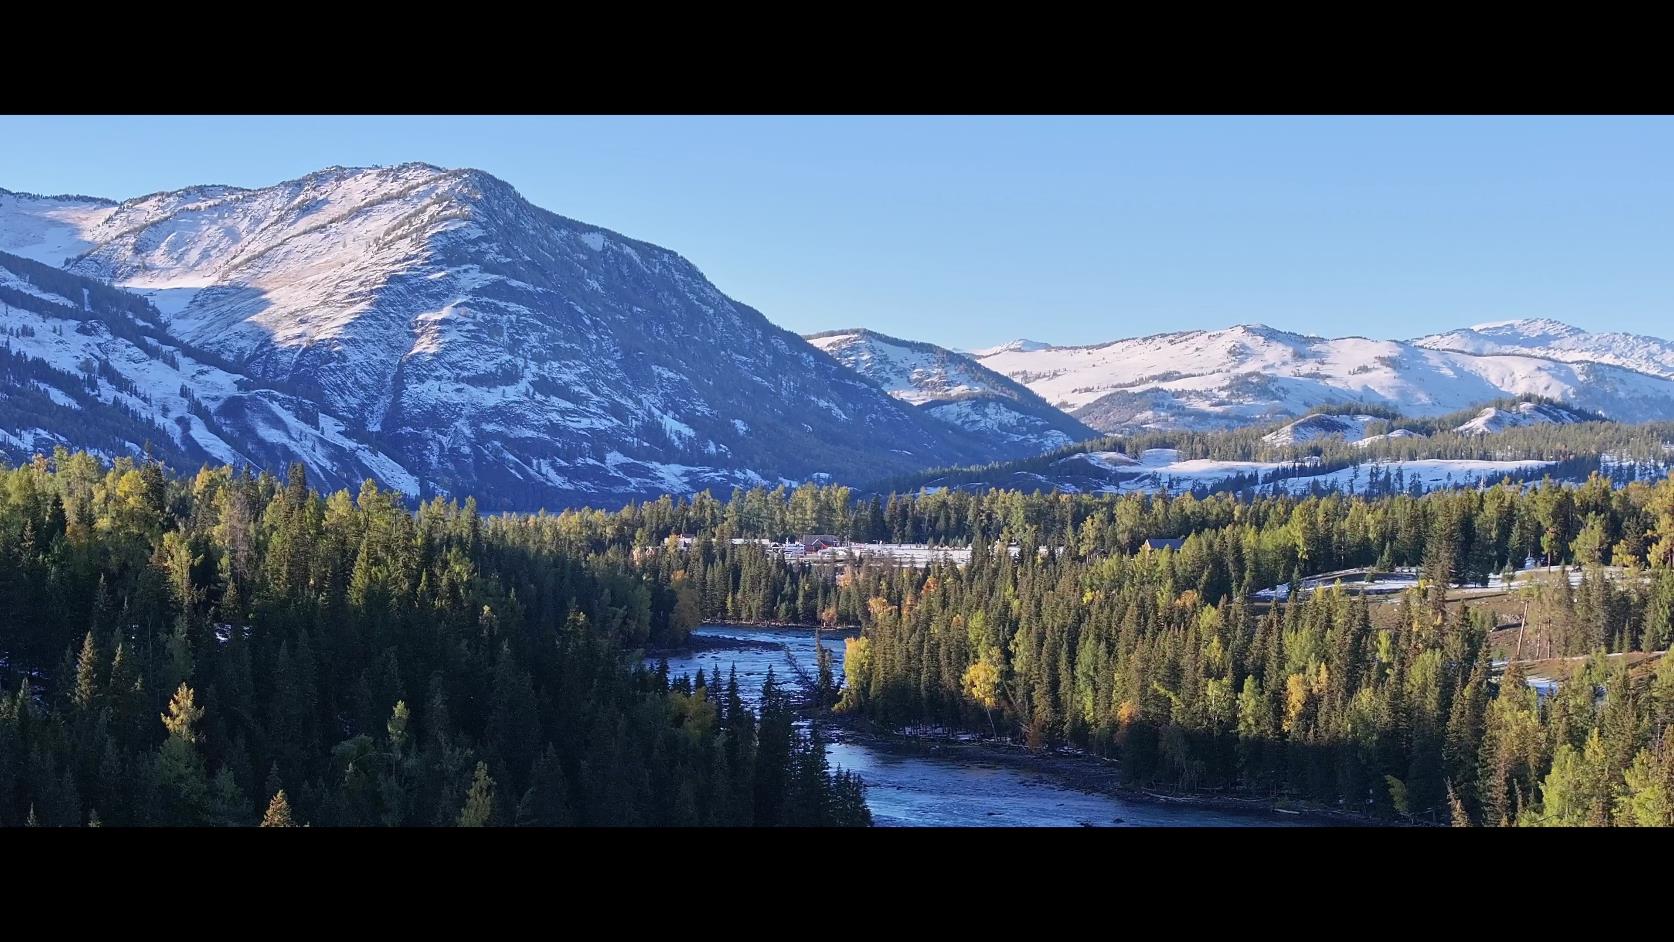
[4,115,1672,350]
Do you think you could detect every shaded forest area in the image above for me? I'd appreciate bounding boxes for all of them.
[0,451,867,827]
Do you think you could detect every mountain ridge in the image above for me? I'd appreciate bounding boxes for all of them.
[805,327,1095,456]
[1413,316,1674,379]
[971,320,1674,434]
[2,165,1021,509]
[10,164,1674,509]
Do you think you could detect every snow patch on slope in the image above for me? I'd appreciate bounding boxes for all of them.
[0,190,115,265]
[1454,401,1589,436]
[1262,413,1380,446]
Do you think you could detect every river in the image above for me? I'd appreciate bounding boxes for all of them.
[652,625,1318,827]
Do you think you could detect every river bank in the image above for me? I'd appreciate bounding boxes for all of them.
[819,710,1385,827]
[663,624,1389,826]
[642,621,856,660]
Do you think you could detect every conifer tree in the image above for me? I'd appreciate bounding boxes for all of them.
[261,790,297,827]
[457,761,497,827]
[155,683,210,826]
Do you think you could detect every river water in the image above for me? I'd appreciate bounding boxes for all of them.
[653,625,1316,827]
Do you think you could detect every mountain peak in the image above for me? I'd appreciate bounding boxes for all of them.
[0,162,1028,510]
[1226,323,1316,343]
[806,328,1093,453]
[976,318,1674,435]
[1467,317,1582,338]
[971,338,1051,357]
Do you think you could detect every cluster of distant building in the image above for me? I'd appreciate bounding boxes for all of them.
[667,533,982,567]
[659,534,1199,569]
[753,534,974,568]
[660,533,1214,569]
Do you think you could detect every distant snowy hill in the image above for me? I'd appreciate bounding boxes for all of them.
[805,328,1092,457]
[1260,401,1590,444]
[1261,413,1382,446]
[1,169,1014,508]
[1413,318,1674,379]
[974,324,1674,434]
[905,446,1568,500]
[1453,401,1592,436]
[969,338,1051,357]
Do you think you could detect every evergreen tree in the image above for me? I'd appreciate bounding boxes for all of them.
[457,761,497,827]
[155,683,210,826]
[261,790,297,827]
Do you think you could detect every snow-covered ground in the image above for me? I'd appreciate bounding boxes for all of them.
[1054,448,1555,496]
[1353,428,1424,447]
[1262,413,1382,445]
[718,538,1056,568]
[0,189,115,265]
[1252,563,1606,602]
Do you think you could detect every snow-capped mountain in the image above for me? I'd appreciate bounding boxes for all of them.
[1,169,1012,509]
[805,328,1092,457]
[1413,318,1674,379]
[974,324,1674,434]
[969,338,1051,357]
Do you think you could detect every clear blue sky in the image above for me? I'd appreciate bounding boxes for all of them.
[4,115,1673,349]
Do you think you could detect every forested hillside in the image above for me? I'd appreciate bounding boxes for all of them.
[9,446,1674,826]
[0,451,868,827]
[866,410,1674,497]
[474,468,1674,826]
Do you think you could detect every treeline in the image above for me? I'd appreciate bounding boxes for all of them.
[833,553,1674,825]
[1380,395,1606,434]
[544,469,1667,579]
[866,413,1674,496]
[814,478,1674,824]
[542,472,1674,825]
[12,446,1674,826]
[0,451,869,827]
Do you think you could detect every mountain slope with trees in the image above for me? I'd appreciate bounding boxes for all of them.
[0,452,869,827]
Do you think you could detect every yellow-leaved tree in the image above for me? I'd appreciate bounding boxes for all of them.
[837,636,872,712]
[961,643,1005,736]
[1650,474,1674,569]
